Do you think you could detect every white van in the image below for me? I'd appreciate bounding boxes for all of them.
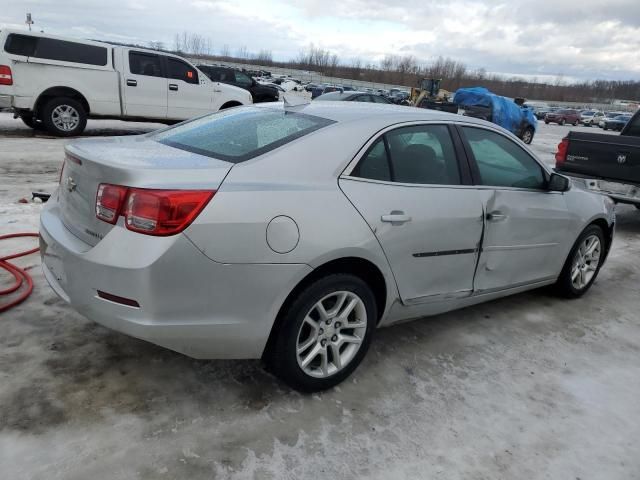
[0,29,252,136]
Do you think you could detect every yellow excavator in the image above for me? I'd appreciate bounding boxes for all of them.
[410,78,458,113]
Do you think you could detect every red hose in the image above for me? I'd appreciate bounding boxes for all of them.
[0,233,40,313]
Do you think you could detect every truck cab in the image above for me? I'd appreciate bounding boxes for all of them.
[0,29,251,136]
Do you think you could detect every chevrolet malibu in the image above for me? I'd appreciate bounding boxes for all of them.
[40,103,615,391]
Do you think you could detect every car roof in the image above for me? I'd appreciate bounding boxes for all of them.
[253,101,478,127]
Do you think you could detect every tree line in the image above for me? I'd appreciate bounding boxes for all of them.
[162,32,640,103]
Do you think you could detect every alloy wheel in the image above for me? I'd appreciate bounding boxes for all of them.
[296,291,367,378]
[51,104,80,132]
[571,234,601,290]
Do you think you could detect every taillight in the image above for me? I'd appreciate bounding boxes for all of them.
[95,184,214,236]
[0,65,12,85]
[96,184,128,224]
[555,137,569,167]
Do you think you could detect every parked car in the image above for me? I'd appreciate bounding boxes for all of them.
[545,109,580,125]
[389,91,410,104]
[40,102,615,392]
[454,87,537,144]
[0,29,251,136]
[598,112,624,128]
[555,108,640,208]
[311,85,342,99]
[535,106,559,120]
[581,111,604,126]
[304,83,318,92]
[602,114,632,131]
[197,65,278,103]
[314,91,392,103]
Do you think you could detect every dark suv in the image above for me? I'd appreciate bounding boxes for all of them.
[197,65,278,103]
[545,109,580,126]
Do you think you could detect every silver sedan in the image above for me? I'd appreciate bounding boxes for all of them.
[40,102,616,391]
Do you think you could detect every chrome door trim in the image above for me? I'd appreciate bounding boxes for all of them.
[483,242,559,252]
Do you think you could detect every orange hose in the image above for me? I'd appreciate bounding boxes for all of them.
[0,233,40,313]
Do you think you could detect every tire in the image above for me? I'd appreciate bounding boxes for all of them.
[521,127,534,144]
[20,114,45,130]
[41,97,87,137]
[603,126,608,131]
[545,121,550,124]
[573,120,579,126]
[268,274,377,392]
[555,225,605,298]
[559,119,566,126]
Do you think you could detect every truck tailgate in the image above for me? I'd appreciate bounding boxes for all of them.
[558,131,640,184]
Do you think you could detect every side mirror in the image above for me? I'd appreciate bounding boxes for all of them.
[548,172,570,192]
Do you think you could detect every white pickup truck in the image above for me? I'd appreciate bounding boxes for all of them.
[0,29,252,136]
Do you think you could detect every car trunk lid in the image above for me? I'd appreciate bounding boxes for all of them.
[59,135,233,246]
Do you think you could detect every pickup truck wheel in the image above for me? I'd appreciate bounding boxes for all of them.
[555,225,605,298]
[268,274,376,392]
[42,97,87,137]
[521,127,534,144]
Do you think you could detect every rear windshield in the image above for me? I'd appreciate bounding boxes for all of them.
[153,107,335,163]
[4,33,108,66]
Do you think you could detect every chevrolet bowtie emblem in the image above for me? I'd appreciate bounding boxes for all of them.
[66,176,77,192]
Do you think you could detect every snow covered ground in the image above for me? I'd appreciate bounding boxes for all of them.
[1,111,639,479]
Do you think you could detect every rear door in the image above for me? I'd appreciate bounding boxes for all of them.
[459,126,572,292]
[340,123,484,304]
[123,50,167,118]
[166,56,212,120]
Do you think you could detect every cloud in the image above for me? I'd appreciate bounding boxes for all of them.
[1,0,639,81]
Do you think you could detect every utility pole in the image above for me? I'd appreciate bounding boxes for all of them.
[26,13,34,31]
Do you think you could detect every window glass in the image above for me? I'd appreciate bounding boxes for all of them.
[385,125,461,185]
[234,71,253,88]
[153,107,335,163]
[371,95,389,104]
[129,52,163,77]
[4,34,37,56]
[462,127,545,189]
[5,34,107,65]
[351,138,391,181]
[168,58,198,84]
[352,95,372,103]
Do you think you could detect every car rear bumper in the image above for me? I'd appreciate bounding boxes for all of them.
[0,94,12,109]
[39,195,312,359]
[563,174,640,206]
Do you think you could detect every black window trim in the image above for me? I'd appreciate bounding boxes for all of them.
[4,33,108,66]
[348,121,471,187]
[455,124,551,191]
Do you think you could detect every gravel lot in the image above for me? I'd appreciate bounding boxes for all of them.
[1,112,639,480]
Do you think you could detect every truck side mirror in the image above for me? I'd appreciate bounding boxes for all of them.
[548,172,570,192]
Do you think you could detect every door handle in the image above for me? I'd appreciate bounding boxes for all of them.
[486,211,506,221]
[381,211,411,224]
[169,84,179,91]
[126,79,137,87]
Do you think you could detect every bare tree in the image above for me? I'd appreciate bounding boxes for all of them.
[220,44,230,58]
[148,41,165,51]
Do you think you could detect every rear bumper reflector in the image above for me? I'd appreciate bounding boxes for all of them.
[97,290,140,308]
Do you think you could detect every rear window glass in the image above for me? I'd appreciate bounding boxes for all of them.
[153,107,335,163]
[623,113,640,137]
[4,34,108,66]
[4,33,37,56]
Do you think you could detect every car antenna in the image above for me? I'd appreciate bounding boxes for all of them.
[283,94,310,111]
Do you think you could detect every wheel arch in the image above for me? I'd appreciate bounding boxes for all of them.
[589,217,614,259]
[34,87,90,117]
[219,101,242,110]
[262,256,389,360]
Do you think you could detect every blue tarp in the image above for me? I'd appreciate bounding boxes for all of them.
[453,87,537,135]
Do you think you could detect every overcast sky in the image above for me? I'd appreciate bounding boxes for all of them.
[2,0,640,82]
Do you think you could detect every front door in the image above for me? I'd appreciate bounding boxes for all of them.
[340,124,484,304]
[123,50,167,119]
[459,125,572,292]
[166,57,212,120]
